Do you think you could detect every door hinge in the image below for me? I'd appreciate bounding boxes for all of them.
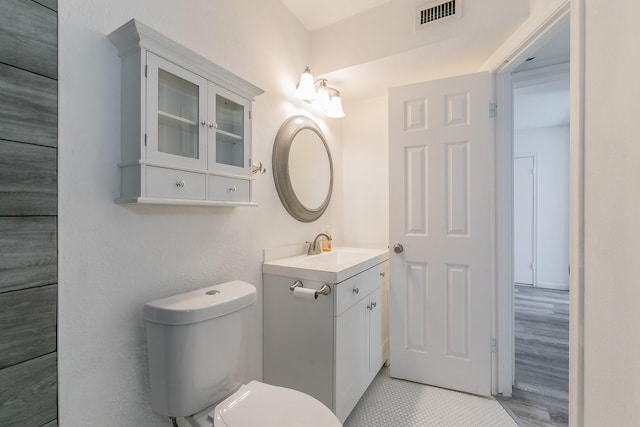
[144,134,147,146]
[490,338,497,353]
[249,110,252,120]
[145,64,148,78]
[489,102,497,118]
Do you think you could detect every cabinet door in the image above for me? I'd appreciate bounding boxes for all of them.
[146,53,208,170]
[335,297,368,423]
[368,286,384,378]
[208,82,251,175]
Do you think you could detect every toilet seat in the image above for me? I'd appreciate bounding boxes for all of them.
[212,381,341,427]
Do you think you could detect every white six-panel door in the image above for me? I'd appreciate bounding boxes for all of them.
[388,72,493,396]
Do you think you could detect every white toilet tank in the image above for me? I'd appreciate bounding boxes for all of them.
[143,281,257,418]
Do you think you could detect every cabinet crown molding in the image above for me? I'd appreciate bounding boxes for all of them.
[108,19,264,101]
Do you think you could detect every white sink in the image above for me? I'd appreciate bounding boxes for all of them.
[263,247,389,283]
[302,249,373,266]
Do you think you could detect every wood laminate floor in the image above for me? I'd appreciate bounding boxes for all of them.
[497,285,569,427]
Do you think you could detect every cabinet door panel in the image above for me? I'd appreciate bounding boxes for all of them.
[146,53,207,170]
[369,286,384,378]
[208,82,251,175]
[335,298,368,423]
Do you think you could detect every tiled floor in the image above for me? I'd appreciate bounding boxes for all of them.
[344,367,517,427]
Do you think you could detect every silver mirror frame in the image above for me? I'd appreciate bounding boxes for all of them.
[272,116,333,223]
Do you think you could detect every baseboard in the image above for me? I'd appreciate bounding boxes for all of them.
[536,281,569,291]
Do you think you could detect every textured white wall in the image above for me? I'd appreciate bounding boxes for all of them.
[583,0,640,424]
[342,96,388,249]
[57,0,640,425]
[58,1,343,425]
[514,125,569,289]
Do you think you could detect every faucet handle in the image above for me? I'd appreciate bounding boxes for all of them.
[305,241,313,255]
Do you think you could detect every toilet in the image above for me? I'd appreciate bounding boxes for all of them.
[143,280,341,427]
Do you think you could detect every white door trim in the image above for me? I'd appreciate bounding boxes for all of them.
[568,2,585,425]
[513,153,538,287]
[483,5,584,423]
[481,1,570,75]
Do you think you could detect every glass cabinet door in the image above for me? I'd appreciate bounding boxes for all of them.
[209,83,250,174]
[146,53,207,169]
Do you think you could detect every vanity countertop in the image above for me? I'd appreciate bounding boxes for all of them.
[263,247,389,283]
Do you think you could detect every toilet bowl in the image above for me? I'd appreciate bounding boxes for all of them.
[144,281,341,427]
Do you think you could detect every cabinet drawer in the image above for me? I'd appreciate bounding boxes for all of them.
[208,175,250,202]
[146,166,206,200]
[335,262,385,316]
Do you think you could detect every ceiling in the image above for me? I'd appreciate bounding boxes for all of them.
[513,23,570,73]
[513,23,570,129]
[280,1,569,105]
[280,0,392,31]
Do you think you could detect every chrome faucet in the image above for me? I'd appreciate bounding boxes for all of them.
[307,233,332,255]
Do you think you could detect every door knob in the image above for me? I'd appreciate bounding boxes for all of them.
[393,243,404,253]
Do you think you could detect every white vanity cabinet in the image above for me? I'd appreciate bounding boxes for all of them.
[263,259,389,423]
[108,19,263,206]
[334,262,387,421]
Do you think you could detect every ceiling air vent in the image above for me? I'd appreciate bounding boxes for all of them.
[417,0,461,29]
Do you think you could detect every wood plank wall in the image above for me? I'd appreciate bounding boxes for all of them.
[0,0,58,426]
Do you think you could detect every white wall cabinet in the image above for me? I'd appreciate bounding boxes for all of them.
[263,260,389,423]
[108,19,263,206]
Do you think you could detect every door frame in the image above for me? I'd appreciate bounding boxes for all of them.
[513,152,538,287]
[482,0,585,423]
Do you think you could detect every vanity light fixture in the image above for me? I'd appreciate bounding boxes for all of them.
[326,90,345,119]
[296,66,316,101]
[296,67,345,118]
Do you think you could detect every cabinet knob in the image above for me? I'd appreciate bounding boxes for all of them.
[176,180,186,188]
[352,288,359,295]
[228,186,236,192]
[380,272,386,277]
[201,120,208,127]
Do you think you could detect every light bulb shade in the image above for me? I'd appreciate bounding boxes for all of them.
[326,93,345,118]
[312,81,331,111]
[296,67,316,101]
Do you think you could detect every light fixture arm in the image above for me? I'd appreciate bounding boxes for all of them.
[312,80,340,96]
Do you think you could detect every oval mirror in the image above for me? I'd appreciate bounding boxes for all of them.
[273,116,333,222]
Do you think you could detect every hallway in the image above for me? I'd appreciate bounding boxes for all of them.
[498,285,569,426]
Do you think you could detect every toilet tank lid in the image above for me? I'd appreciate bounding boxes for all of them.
[144,281,256,325]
